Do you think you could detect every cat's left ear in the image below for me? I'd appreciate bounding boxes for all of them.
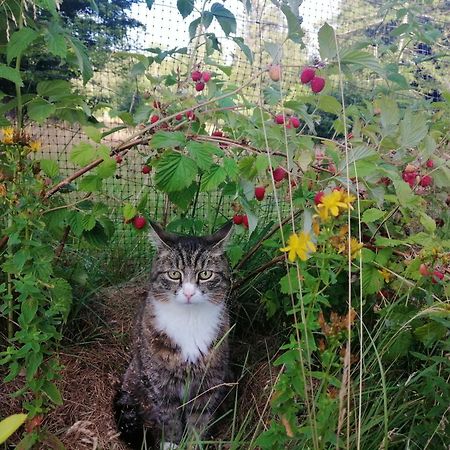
[205,221,233,253]
[149,221,178,251]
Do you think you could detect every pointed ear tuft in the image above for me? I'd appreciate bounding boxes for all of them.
[204,221,233,252]
[149,221,177,251]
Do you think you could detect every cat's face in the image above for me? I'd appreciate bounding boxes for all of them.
[149,222,232,306]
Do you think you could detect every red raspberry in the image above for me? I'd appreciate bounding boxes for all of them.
[142,165,151,174]
[150,115,159,124]
[289,116,301,128]
[115,155,123,164]
[431,270,444,284]
[255,186,266,201]
[185,110,196,120]
[233,214,244,225]
[300,67,316,84]
[202,71,211,82]
[153,100,161,109]
[212,130,223,137]
[133,216,146,229]
[242,215,249,229]
[191,70,202,82]
[426,159,434,168]
[311,76,326,93]
[274,114,285,125]
[195,82,205,92]
[175,113,183,120]
[272,167,287,182]
[419,175,432,187]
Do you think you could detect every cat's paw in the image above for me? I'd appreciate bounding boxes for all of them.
[162,442,179,450]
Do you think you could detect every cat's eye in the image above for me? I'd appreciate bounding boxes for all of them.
[167,270,182,281]
[198,270,213,281]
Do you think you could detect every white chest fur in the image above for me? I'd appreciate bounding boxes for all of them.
[152,299,224,363]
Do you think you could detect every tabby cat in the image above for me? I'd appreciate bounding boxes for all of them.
[115,221,233,449]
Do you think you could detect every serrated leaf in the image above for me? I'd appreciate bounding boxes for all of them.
[0,414,28,444]
[26,351,43,381]
[45,22,67,58]
[7,27,39,64]
[177,0,194,18]
[419,212,436,234]
[21,298,38,324]
[377,96,400,136]
[223,158,238,179]
[384,331,412,361]
[83,126,102,143]
[168,183,198,210]
[280,268,300,294]
[200,165,227,191]
[414,322,447,348]
[362,208,385,224]
[81,214,96,231]
[279,2,303,44]
[40,159,59,178]
[0,64,22,86]
[78,174,103,192]
[340,49,383,74]
[37,79,72,98]
[317,95,341,114]
[67,36,93,85]
[42,382,63,405]
[123,203,137,221]
[263,84,282,105]
[150,131,187,149]
[211,3,237,36]
[186,141,215,170]
[362,265,384,294]
[318,23,337,60]
[264,41,282,63]
[399,110,428,148]
[232,37,253,63]
[82,222,110,247]
[393,179,418,209]
[27,98,56,123]
[96,157,116,178]
[155,151,197,192]
[70,142,96,166]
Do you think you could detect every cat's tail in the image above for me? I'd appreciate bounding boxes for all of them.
[114,389,153,449]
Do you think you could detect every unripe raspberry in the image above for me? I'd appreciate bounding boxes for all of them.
[268,64,281,81]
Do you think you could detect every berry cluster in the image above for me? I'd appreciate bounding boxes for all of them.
[300,67,325,93]
[191,69,211,92]
[402,160,434,188]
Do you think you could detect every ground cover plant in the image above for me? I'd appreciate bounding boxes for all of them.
[1,0,449,449]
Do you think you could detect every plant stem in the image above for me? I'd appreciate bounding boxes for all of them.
[15,1,24,132]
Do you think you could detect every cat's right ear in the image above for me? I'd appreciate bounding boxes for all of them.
[149,221,177,251]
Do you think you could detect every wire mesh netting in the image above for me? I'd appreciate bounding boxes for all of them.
[29,0,449,266]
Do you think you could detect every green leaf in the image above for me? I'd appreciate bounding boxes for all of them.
[26,351,43,381]
[399,110,428,148]
[393,179,418,209]
[42,382,63,405]
[200,165,227,191]
[414,322,447,348]
[223,158,239,179]
[186,141,216,170]
[317,95,341,114]
[378,96,400,136]
[37,80,72,98]
[168,183,198,210]
[0,64,22,86]
[96,156,116,178]
[150,131,187,148]
[83,125,102,143]
[45,22,67,58]
[263,84,282,105]
[21,298,38,324]
[278,2,303,44]
[362,208,385,224]
[177,0,194,18]
[419,212,436,234]
[211,3,237,36]
[82,222,111,247]
[78,174,103,192]
[7,27,39,64]
[188,17,201,40]
[123,203,137,221]
[155,151,198,192]
[340,49,383,74]
[51,278,72,321]
[280,268,300,294]
[0,414,28,444]
[362,265,384,295]
[228,244,244,267]
[67,36,93,85]
[70,142,96,166]
[40,159,59,178]
[232,37,253,64]
[27,98,56,123]
[318,23,337,60]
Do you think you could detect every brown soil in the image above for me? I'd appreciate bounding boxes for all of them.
[1,279,278,449]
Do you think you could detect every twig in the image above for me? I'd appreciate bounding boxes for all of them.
[232,254,285,292]
[0,235,8,251]
[55,226,70,258]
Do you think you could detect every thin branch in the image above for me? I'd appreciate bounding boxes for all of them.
[55,226,70,258]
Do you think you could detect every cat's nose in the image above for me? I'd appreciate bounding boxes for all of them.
[183,282,196,300]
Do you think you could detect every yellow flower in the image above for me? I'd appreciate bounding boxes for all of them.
[378,268,393,283]
[1,127,15,144]
[348,237,363,259]
[28,141,41,152]
[280,231,316,262]
[316,190,348,221]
